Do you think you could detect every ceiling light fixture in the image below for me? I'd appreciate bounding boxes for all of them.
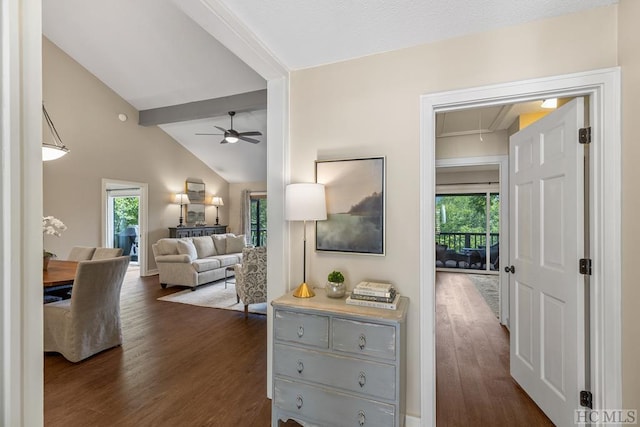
[42,104,70,161]
[541,98,558,109]
[225,134,239,143]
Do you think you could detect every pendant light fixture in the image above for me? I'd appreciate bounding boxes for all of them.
[42,104,70,161]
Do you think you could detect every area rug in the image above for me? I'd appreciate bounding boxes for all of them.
[467,274,500,318]
[158,280,267,315]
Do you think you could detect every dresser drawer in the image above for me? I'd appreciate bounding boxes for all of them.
[274,378,395,427]
[274,344,396,401]
[333,318,396,360]
[274,310,329,349]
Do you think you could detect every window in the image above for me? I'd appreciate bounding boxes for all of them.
[435,192,499,271]
[250,195,267,247]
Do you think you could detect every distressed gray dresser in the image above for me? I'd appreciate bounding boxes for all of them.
[271,291,409,427]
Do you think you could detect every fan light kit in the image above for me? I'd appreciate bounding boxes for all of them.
[196,111,262,144]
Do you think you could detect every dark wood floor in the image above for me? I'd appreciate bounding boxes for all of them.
[436,272,554,427]
[44,269,280,427]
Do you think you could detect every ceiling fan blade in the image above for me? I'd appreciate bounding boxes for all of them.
[220,138,228,144]
[195,133,223,136]
[239,136,260,144]
[238,131,262,137]
[214,126,228,133]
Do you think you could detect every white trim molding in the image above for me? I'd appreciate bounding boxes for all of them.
[1,0,43,425]
[420,68,621,426]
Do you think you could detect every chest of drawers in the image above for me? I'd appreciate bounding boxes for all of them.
[271,291,409,427]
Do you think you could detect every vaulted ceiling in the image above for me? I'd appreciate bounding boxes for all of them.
[42,0,617,182]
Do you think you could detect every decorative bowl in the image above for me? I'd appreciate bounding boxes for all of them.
[325,281,346,298]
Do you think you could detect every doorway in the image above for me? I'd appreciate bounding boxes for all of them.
[420,68,622,426]
[102,179,149,275]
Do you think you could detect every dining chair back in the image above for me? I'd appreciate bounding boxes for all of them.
[67,246,96,261]
[43,256,130,362]
[92,247,124,260]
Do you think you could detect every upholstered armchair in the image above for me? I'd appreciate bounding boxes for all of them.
[43,256,130,362]
[233,247,266,318]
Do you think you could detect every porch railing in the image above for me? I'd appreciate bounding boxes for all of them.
[435,232,499,252]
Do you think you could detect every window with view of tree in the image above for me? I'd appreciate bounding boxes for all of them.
[435,192,499,271]
[250,195,267,247]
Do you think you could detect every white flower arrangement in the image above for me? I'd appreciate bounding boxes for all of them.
[43,216,67,257]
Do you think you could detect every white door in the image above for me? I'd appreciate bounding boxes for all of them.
[509,98,585,425]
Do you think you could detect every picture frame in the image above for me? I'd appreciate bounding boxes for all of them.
[186,178,205,204]
[315,157,385,255]
[186,203,205,224]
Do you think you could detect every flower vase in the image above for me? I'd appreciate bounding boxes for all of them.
[43,254,51,271]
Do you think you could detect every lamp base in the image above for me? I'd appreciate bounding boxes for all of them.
[293,282,315,298]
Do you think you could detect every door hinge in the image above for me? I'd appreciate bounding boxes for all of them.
[580,390,593,409]
[579,258,592,275]
[579,127,592,144]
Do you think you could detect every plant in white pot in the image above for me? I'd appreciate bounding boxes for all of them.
[326,270,346,298]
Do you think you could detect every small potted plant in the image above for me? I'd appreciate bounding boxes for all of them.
[326,270,346,298]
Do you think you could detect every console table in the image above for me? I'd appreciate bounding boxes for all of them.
[168,225,227,238]
[271,291,408,427]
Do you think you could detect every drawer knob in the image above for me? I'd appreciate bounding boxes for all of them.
[297,325,304,338]
[358,371,366,388]
[358,334,367,350]
[358,410,366,426]
[296,360,304,374]
[296,395,304,410]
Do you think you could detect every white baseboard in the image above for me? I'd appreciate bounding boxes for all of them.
[144,269,158,276]
[405,415,421,427]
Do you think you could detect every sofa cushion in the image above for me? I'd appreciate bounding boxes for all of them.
[176,239,198,260]
[212,234,228,255]
[157,238,179,255]
[226,234,246,254]
[192,236,216,258]
[215,254,242,267]
[191,257,222,273]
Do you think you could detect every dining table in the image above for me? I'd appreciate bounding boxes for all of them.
[43,260,78,288]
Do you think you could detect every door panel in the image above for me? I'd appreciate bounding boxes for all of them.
[509,98,584,426]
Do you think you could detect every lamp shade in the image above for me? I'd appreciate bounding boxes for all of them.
[211,196,224,207]
[173,193,190,205]
[285,183,327,221]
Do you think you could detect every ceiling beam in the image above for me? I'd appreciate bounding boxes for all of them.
[138,89,267,126]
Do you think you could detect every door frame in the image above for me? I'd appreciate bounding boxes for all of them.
[435,155,509,325]
[420,68,621,426]
[101,179,149,275]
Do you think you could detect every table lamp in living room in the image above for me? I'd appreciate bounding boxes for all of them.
[174,193,190,227]
[285,183,327,298]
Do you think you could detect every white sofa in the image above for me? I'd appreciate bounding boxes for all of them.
[152,233,247,291]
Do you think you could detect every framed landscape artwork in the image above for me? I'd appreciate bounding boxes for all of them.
[315,157,385,255]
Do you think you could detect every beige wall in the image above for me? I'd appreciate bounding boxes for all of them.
[619,0,640,412]
[290,5,619,417]
[42,38,229,271]
[227,181,267,235]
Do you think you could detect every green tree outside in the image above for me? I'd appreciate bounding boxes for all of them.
[113,197,139,234]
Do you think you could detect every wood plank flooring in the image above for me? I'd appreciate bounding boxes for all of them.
[436,272,554,426]
[44,270,277,427]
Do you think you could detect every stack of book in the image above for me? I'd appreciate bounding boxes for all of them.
[346,281,400,310]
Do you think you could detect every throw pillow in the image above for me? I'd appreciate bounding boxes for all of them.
[157,238,179,255]
[212,234,229,255]
[192,236,216,258]
[176,239,198,260]
[226,234,247,254]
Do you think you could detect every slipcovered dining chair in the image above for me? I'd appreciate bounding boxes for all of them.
[67,246,96,261]
[43,256,130,362]
[233,247,267,318]
[92,247,124,260]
